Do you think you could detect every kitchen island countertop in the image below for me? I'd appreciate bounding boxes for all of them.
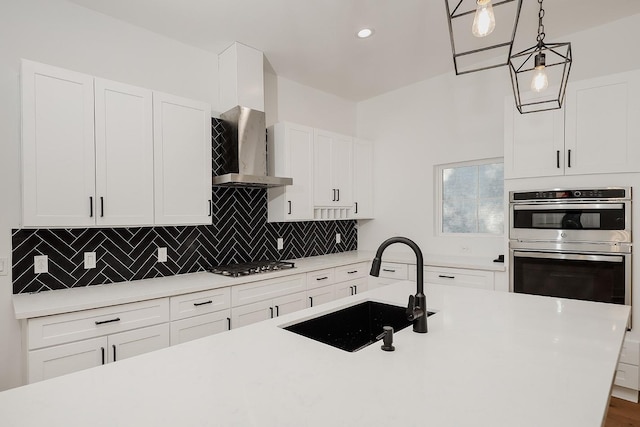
[0,280,629,427]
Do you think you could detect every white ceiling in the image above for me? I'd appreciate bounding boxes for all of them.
[67,0,640,101]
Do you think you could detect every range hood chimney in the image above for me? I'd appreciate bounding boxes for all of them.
[213,42,292,188]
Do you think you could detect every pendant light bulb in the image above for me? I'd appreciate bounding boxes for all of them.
[472,0,496,38]
[531,52,549,93]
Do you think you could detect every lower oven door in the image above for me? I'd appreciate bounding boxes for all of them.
[510,249,630,306]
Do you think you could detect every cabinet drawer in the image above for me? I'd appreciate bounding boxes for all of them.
[620,339,640,366]
[425,267,494,290]
[170,310,231,345]
[334,262,368,282]
[232,274,306,307]
[614,362,640,390]
[378,262,408,280]
[170,287,231,321]
[306,268,336,290]
[28,298,169,350]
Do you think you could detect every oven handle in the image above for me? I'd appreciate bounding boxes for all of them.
[513,251,624,263]
[512,203,625,211]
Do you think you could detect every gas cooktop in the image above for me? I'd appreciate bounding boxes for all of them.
[207,261,295,278]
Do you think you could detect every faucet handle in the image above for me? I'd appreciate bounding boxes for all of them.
[406,295,415,318]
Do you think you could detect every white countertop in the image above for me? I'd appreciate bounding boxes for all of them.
[13,250,503,320]
[1,281,629,427]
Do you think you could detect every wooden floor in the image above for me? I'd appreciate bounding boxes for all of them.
[606,397,640,427]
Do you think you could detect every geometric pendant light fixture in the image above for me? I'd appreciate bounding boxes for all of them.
[508,0,572,114]
[445,0,523,75]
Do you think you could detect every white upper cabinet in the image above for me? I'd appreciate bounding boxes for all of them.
[564,69,640,175]
[21,60,96,227]
[218,42,264,112]
[94,78,154,226]
[153,92,212,225]
[267,122,314,222]
[313,129,353,208]
[504,96,565,179]
[504,69,640,179]
[352,139,374,219]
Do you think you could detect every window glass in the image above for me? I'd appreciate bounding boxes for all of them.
[439,160,504,235]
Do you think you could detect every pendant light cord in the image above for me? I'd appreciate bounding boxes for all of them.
[536,0,546,48]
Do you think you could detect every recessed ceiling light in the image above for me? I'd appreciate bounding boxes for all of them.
[356,28,374,39]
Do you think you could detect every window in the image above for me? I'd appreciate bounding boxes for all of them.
[436,159,504,235]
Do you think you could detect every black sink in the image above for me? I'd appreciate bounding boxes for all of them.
[283,300,435,352]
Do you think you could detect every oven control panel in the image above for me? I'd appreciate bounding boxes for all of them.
[511,188,629,201]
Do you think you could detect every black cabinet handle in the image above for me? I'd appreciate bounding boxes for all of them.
[112,344,117,362]
[355,202,358,214]
[382,269,396,273]
[100,197,104,217]
[337,188,340,202]
[89,196,93,218]
[208,200,212,217]
[193,300,213,307]
[101,347,105,365]
[316,276,328,281]
[567,149,572,168]
[95,317,121,325]
[309,296,313,307]
[332,189,336,202]
[275,305,280,317]
[347,270,358,274]
[438,275,455,279]
[556,150,560,169]
[288,200,292,215]
[227,318,231,330]
[269,307,274,318]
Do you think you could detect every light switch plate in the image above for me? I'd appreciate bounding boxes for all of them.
[0,257,7,276]
[277,238,284,251]
[34,255,48,274]
[158,247,168,263]
[84,252,96,269]
[336,233,341,244]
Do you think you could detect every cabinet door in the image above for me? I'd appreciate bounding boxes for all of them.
[94,78,154,226]
[314,129,335,206]
[424,267,494,290]
[332,134,353,207]
[153,92,212,225]
[231,299,272,329]
[28,336,107,383]
[21,60,96,227]
[307,286,336,308]
[313,130,353,208]
[352,139,374,218]
[267,122,314,222]
[272,291,307,317]
[170,310,231,345]
[564,70,640,175]
[503,96,565,179]
[335,277,368,299]
[107,323,169,363]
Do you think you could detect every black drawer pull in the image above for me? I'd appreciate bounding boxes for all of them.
[347,270,358,274]
[438,275,455,279]
[382,269,396,273]
[193,300,213,307]
[309,296,314,307]
[95,317,121,325]
[101,347,105,365]
[227,318,231,330]
[316,276,329,281]
[112,344,117,362]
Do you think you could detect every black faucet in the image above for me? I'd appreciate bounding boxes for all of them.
[370,237,428,333]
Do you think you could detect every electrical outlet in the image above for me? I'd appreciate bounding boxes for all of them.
[0,257,7,276]
[158,247,168,263]
[84,252,96,269]
[34,255,48,274]
[336,233,341,244]
[277,238,284,251]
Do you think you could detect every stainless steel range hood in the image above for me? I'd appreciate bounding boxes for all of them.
[212,106,293,188]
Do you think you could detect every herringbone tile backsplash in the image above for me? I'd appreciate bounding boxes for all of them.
[11,119,357,294]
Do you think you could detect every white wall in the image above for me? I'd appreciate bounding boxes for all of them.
[356,13,640,259]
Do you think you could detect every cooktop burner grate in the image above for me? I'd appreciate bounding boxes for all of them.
[207,261,295,278]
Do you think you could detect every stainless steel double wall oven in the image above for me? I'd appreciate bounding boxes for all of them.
[509,188,632,318]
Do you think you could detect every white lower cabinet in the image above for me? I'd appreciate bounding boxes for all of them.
[231,291,307,329]
[369,262,408,290]
[612,338,640,401]
[306,262,369,308]
[424,266,494,290]
[170,310,231,345]
[28,323,169,383]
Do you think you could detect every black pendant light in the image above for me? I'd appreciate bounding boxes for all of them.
[445,0,523,75]
[508,0,572,114]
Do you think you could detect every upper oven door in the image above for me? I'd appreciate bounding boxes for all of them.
[510,201,630,243]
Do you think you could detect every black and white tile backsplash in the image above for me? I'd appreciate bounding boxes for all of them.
[11,119,357,294]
